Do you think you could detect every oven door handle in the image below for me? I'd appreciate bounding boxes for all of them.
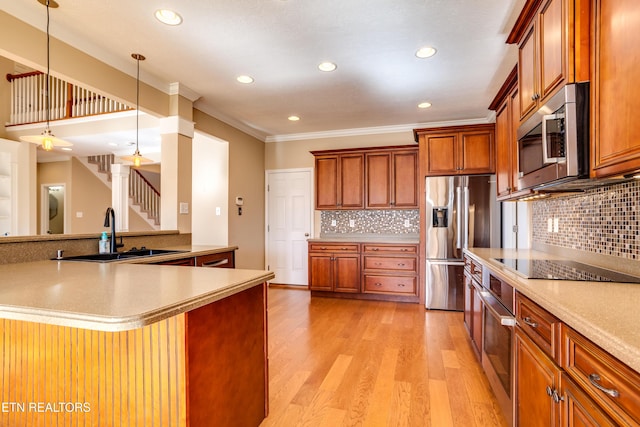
[479,291,516,327]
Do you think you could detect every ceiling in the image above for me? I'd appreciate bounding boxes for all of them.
[3,0,524,149]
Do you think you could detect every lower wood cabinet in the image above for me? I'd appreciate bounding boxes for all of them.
[154,250,235,268]
[308,241,419,302]
[463,255,483,359]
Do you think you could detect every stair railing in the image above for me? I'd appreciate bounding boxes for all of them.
[6,71,131,126]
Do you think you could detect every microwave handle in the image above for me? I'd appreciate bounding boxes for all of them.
[541,112,564,164]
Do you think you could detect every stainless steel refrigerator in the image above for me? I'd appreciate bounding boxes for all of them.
[425,175,494,310]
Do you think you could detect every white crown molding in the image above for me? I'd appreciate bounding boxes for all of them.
[264,117,491,143]
[168,83,201,102]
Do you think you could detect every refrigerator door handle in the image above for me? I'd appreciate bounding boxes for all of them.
[456,186,462,249]
[463,185,469,249]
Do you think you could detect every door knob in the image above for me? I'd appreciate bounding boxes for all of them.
[304,233,310,237]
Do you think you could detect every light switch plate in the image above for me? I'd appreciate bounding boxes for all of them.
[331,219,337,226]
[180,202,189,214]
[215,207,221,216]
[349,219,355,227]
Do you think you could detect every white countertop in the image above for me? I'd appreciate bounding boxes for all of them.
[0,246,273,332]
[466,247,640,373]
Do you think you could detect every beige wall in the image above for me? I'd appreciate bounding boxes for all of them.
[0,56,13,139]
[193,110,265,269]
[265,131,417,170]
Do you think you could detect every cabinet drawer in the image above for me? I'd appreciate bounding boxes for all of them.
[309,243,359,253]
[561,325,640,426]
[463,254,483,284]
[515,292,561,361]
[195,251,235,268]
[363,275,416,295]
[362,244,417,254]
[363,256,416,272]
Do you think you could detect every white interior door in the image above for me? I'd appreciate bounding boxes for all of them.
[266,169,312,286]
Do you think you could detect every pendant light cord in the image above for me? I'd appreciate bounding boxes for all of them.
[136,56,140,151]
[45,0,51,129]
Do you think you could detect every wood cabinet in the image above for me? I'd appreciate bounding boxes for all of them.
[515,326,562,426]
[590,0,640,178]
[489,66,533,200]
[362,244,418,297]
[314,153,364,209]
[312,146,418,210]
[155,250,235,268]
[560,372,617,426]
[507,0,590,121]
[365,149,418,209]
[308,241,419,302]
[414,124,495,176]
[561,324,640,426]
[463,254,483,358]
[308,243,360,293]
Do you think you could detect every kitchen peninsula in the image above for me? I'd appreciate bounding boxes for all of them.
[0,250,274,427]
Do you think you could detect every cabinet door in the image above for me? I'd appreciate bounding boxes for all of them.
[591,0,640,177]
[460,129,495,174]
[463,273,473,333]
[515,327,562,427]
[308,254,334,291]
[519,22,538,119]
[339,154,364,208]
[392,151,418,208]
[315,156,338,209]
[560,372,617,427]
[366,152,391,208]
[423,133,458,175]
[471,284,483,357]
[333,254,360,293]
[538,0,565,103]
[509,87,520,192]
[495,97,512,198]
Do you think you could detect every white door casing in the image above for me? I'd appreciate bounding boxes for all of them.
[265,169,313,286]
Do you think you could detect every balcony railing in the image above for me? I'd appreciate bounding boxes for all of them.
[6,71,131,126]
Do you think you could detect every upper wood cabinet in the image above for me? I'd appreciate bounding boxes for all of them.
[314,153,364,209]
[312,146,418,210]
[489,67,534,200]
[590,0,640,178]
[507,0,590,121]
[365,149,418,209]
[413,124,495,176]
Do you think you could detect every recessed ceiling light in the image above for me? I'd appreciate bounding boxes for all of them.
[418,102,432,109]
[415,46,437,59]
[288,115,300,121]
[318,62,337,72]
[108,142,118,147]
[61,147,72,151]
[155,9,182,26]
[237,75,254,84]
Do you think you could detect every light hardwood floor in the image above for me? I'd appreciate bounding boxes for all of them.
[261,287,508,427]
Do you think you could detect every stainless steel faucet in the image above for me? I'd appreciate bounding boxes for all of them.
[103,207,121,253]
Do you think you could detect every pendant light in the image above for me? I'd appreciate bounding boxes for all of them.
[20,0,72,151]
[120,53,152,167]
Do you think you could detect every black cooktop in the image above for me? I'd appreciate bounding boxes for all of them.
[494,258,640,283]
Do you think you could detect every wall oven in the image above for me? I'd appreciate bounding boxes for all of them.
[478,271,515,426]
[517,82,589,191]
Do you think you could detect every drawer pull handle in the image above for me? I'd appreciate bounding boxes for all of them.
[398,283,405,287]
[397,263,405,266]
[375,282,382,286]
[588,374,620,398]
[522,317,539,328]
[372,248,379,251]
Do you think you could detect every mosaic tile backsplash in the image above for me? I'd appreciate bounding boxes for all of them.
[532,179,640,260]
[321,210,419,235]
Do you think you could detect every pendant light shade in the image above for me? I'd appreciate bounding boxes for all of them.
[20,0,72,151]
[120,53,152,167]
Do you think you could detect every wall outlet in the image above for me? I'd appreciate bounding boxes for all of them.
[331,219,337,226]
[180,202,189,214]
[76,211,83,218]
[553,217,559,233]
[547,218,553,232]
[349,219,355,228]
[404,219,411,227]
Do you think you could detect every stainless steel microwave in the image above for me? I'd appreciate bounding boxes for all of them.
[517,83,590,191]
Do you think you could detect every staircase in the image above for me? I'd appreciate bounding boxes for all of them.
[85,154,160,228]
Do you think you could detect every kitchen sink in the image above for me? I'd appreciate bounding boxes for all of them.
[55,248,188,263]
